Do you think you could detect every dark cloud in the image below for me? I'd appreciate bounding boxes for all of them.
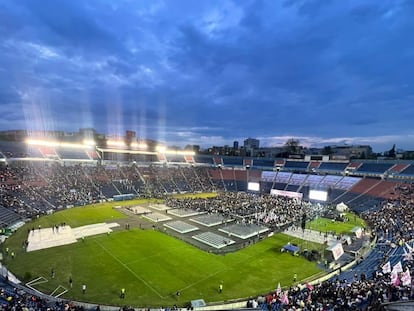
[0,0,413,151]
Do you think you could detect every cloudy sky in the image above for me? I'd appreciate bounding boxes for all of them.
[0,0,413,151]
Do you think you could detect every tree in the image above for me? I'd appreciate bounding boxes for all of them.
[284,138,301,155]
[387,144,396,158]
[322,146,332,155]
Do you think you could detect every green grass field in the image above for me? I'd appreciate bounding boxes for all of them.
[3,197,327,308]
[306,212,367,235]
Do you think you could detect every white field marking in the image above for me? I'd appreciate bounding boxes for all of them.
[26,276,48,286]
[94,240,164,299]
[25,277,49,296]
[50,285,68,297]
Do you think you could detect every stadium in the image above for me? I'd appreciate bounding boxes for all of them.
[1,137,414,310]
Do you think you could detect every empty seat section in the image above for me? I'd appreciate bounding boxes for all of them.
[234,170,247,191]
[388,164,410,174]
[356,163,394,174]
[209,168,225,190]
[399,164,414,176]
[57,148,89,160]
[221,169,236,191]
[194,156,214,165]
[350,178,381,194]
[222,157,243,166]
[166,155,185,163]
[335,177,361,190]
[284,161,309,171]
[328,189,346,202]
[364,180,398,198]
[289,174,307,186]
[319,175,343,188]
[87,150,100,160]
[317,162,348,172]
[252,158,275,168]
[249,169,263,179]
[260,181,273,193]
[308,161,321,170]
[0,205,23,227]
[273,182,287,190]
[285,184,300,192]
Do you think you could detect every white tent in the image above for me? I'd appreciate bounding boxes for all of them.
[336,202,348,212]
[326,242,344,260]
[351,226,364,238]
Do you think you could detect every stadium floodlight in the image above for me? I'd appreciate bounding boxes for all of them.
[26,139,94,149]
[156,145,166,153]
[164,149,195,156]
[26,139,57,147]
[107,139,126,147]
[156,145,194,155]
[130,142,148,150]
[82,139,96,146]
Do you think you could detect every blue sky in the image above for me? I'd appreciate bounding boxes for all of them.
[0,0,413,152]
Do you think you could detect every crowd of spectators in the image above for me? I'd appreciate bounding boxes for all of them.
[250,182,414,310]
[253,272,413,310]
[364,183,414,244]
[0,278,87,311]
[3,161,414,309]
[166,192,323,231]
[0,163,217,220]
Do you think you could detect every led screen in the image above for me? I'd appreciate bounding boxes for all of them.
[309,189,328,201]
[248,182,260,191]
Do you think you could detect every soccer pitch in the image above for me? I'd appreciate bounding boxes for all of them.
[4,199,322,308]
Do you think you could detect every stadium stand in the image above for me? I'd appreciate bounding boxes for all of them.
[222,156,243,166]
[248,168,262,182]
[3,154,414,309]
[56,148,90,160]
[346,162,362,170]
[284,184,300,192]
[332,178,382,210]
[276,172,292,184]
[355,162,394,175]
[221,168,237,191]
[166,154,186,163]
[38,146,58,159]
[317,161,349,173]
[252,158,275,168]
[303,174,324,187]
[272,182,287,190]
[308,161,321,170]
[103,152,128,162]
[319,175,343,188]
[0,141,30,158]
[275,159,285,166]
[194,155,214,165]
[213,157,223,166]
[243,158,253,167]
[234,169,247,191]
[397,164,414,176]
[0,206,23,227]
[283,160,310,171]
[388,163,410,174]
[289,173,307,185]
[184,155,194,163]
[209,168,226,191]
[87,150,100,160]
[335,176,361,190]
